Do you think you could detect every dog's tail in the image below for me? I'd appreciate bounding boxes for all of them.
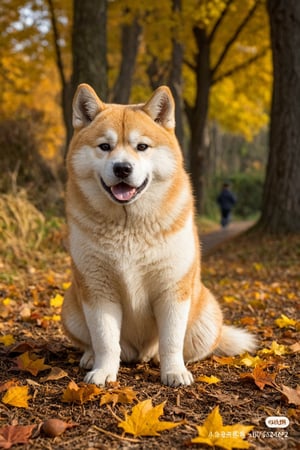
[215,325,257,356]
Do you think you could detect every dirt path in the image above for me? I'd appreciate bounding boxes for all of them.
[200,220,255,257]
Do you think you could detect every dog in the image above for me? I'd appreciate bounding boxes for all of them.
[62,84,256,387]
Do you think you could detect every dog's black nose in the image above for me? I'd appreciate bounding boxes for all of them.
[113,162,133,179]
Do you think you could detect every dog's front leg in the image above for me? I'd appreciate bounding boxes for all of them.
[154,298,193,387]
[83,300,122,386]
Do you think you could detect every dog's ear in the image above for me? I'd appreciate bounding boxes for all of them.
[142,86,175,130]
[72,84,105,129]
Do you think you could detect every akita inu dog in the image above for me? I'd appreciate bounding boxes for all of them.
[62,84,256,386]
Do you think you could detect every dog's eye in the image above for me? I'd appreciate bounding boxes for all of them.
[99,143,111,152]
[137,143,148,151]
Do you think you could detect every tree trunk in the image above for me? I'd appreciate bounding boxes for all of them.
[65,0,107,152]
[258,0,300,232]
[112,15,142,104]
[188,27,211,214]
[168,0,184,150]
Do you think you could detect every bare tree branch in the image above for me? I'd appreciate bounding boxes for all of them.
[208,0,234,44]
[211,0,261,79]
[46,0,67,89]
[211,46,270,85]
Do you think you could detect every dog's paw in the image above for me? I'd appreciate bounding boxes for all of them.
[80,349,94,369]
[161,369,194,387]
[84,368,117,386]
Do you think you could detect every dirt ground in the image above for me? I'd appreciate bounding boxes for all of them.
[0,222,299,449]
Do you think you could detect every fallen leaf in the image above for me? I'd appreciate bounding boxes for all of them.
[118,399,184,437]
[50,294,64,308]
[259,341,288,356]
[275,314,297,328]
[0,335,15,346]
[61,380,102,404]
[13,352,51,376]
[196,375,221,384]
[289,342,300,353]
[191,406,253,449]
[40,366,68,382]
[0,381,18,394]
[100,386,137,406]
[279,385,300,406]
[0,424,35,448]
[2,385,31,408]
[240,365,277,390]
[238,353,263,368]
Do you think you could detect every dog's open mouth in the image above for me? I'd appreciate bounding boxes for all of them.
[101,178,148,203]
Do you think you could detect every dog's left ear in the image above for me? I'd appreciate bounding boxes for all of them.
[143,86,175,130]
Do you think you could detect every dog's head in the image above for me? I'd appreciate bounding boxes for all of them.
[67,84,183,207]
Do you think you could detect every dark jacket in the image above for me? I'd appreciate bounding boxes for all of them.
[217,188,236,211]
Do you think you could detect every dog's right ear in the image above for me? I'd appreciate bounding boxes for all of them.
[72,84,105,129]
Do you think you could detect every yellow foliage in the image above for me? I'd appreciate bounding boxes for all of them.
[2,385,31,409]
[191,406,253,449]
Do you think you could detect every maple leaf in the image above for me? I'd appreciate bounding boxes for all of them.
[118,399,184,437]
[191,406,253,449]
[40,366,68,382]
[196,375,221,384]
[238,353,263,368]
[0,424,35,448]
[275,314,297,328]
[279,385,300,406]
[240,365,277,390]
[2,386,31,408]
[259,341,288,356]
[0,335,15,346]
[100,386,137,406]
[61,380,102,404]
[13,352,51,376]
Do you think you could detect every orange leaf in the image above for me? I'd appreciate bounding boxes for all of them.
[240,365,277,390]
[100,385,138,406]
[2,386,31,408]
[61,380,102,404]
[13,352,51,376]
[279,385,300,406]
[0,424,35,448]
[40,367,68,382]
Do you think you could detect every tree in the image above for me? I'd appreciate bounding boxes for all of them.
[47,0,108,153]
[184,0,269,213]
[258,0,300,232]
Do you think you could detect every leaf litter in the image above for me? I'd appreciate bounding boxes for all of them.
[0,217,299,448]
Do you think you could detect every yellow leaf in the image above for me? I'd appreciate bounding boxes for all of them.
[14,352,51,376]
[260,341,288,356]
[2,298,12,306]
[100,386,137,406]
[275,314,297,329]
[0,334,15,346]
[191,406,253,449]
[239,353,262,368]
[50,294,64,308]
[62,282,71,290]
[118,399,183,437]
[196,375,221,384]
[2,386,31,408]
[62,380,102,404]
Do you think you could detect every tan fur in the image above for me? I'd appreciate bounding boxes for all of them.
[62,84,256,386]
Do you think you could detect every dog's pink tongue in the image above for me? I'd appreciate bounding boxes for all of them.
[111,183,136,201]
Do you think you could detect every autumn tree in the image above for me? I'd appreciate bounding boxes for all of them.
[184,0,269,213]
[47,0,108,152]
[258,0,300,232]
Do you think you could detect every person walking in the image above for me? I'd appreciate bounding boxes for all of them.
[217,183,237,227]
